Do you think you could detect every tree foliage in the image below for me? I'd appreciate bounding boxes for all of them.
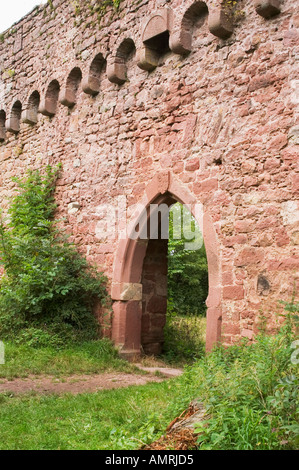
[167,203,208,316]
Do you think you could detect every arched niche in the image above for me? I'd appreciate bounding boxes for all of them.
[0,110,6,142]
[107,38,136,85]
[83,53,106,96]
[170,1,208,55]
[40,80,60,117]
[22,90,40,125]
[137,9,173,72]
[60,67,82,107]
[6,100,22,134]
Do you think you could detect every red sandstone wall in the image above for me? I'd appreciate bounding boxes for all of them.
[0,0,298,350]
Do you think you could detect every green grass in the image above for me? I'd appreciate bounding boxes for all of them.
[163,314,206,364]
[0,315,207,379]
[0,339,137,380]
[0,314,297,450]
[0,379,191,450]
[1,325,297,450]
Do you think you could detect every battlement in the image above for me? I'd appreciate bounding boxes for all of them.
[0,0,294,140]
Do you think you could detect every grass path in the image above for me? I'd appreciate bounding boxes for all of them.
[0,373,190,450]
[0,366,182,395]
[0,339,189,450]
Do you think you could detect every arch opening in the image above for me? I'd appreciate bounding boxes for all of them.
[83,53,106,95]
[143,30,170,60]
[138,13,172,71]
[117,38,136,61]
[165,202,208,360]
[141,197,208,359]
[108,39,136,85]
[140,199,208,357]
[111,178,221,360]
[170,1,208,55]
[182,1,208,31]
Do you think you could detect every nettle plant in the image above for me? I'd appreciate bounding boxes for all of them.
[0,164,109,345]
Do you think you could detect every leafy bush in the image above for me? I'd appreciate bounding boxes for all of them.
[0,165,109,344]
[11,327,66,349]
[190,308,299,450]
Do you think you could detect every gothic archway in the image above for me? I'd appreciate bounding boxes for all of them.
[111,171,221,359]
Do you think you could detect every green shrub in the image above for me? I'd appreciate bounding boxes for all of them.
[191,308,299,450]
[0,165,109,344]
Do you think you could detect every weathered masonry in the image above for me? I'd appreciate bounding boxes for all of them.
[0,0,298,358]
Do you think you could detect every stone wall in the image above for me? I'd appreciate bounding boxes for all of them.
[0,0,298,357]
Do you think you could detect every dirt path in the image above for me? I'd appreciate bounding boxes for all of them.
[0,366,183,395]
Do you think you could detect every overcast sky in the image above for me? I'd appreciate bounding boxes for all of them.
[0,0,47,33]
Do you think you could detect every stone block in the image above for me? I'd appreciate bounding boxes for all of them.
[21,109,37,125]
[6,117,20,134]
[137,46,159,71]
[82,76,100,95]
[254,0,281,18]
[223,285,245,300]
[208,9,234,39]
[107,60,127,85]
[60,88,76,108]
[39,98,57,117]
[169,30,192,55]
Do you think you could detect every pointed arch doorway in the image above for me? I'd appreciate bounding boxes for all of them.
[111,171,222,359]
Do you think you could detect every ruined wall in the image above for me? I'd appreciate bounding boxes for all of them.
[0,0,298,356]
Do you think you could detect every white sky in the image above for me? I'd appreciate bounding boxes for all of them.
[0,0,48,33]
